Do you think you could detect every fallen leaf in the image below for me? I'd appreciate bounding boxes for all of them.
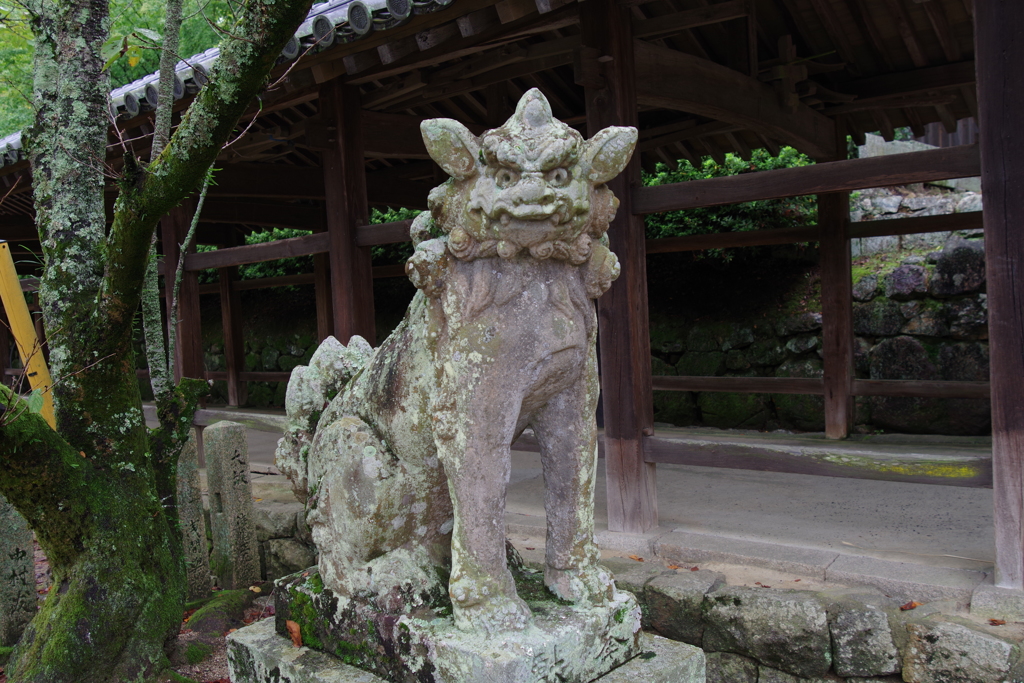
[989,619,1007,626]
[628,555,644,562]
[794,579,801,582]
[301,572,310,578]
[667,564,681,570]
[900,601,922,611]
[690,566,699,572]
[524,547,535,551]
[253,498,263,502]
[286,620,302,647]
[755,582,772,588]
[227,628,237,634]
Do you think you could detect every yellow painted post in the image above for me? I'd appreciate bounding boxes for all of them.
[0,241,55,428]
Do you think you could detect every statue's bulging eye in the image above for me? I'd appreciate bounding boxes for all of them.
[495,168,519,189]
[546,168,570,187]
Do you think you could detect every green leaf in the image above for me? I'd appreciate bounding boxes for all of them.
[101,35,127,72]
[23,389,43,414]
[133,28,162,44]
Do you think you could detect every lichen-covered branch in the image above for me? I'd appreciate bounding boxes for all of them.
[102,0,315,331]
[151,0,183,160]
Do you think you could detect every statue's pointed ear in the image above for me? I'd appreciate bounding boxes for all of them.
[583,126,638,184]
[421,119,480,180]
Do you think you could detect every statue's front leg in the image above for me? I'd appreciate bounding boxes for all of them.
[432,369,531,634]
[531,359,615,605]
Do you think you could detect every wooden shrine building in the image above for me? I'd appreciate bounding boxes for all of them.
[1,0,1022,591]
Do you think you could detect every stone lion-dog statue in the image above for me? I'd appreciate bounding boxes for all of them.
[277,89,637,635]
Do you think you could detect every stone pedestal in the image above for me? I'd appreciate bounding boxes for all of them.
[0,493,34,645]
[227,619,705,683]
[204,420,260,589]
[266,568,641,683]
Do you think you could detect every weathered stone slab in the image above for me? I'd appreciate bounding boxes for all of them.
[177,429,212,601]
[595,634,704,682]
[655,531,838,579]
[704,651,757,683]
[228,617,386,682]
[902,618,1019,683]
[275,569,641,683]
[253,501,300,542]
[0,493,34,646]
[825,554,984,604]
[971,580,1024,621]
[702,586,831,678]
[645,569,724,646]
[205,420,260,589]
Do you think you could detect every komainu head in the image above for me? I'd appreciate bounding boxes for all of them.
[420,88,637,263]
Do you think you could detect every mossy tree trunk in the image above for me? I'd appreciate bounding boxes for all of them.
[0,0,313,680]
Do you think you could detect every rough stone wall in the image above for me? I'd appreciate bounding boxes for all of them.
[600,557,1024,683]
[651,186,988,436]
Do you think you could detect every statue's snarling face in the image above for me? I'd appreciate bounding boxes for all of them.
[420,89,638,262]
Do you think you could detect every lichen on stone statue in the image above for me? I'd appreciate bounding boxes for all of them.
[276,89,638,638]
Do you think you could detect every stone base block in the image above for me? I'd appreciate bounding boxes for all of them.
[228,619,384,682]
[971,581,1024,621]
[227,620,704,683]
[262,568,643,683]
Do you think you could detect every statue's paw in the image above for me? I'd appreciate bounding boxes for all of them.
[544,564,616,605]
[453,593,532,636]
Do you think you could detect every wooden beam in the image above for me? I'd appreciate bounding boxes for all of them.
[850,210,983,239]
[182,217,419,272]
[653,376,823,394]
[633,40,837,159]
[582,0,657,534]
[355,219,413,247]
[841,61,975,100]
[645,226,818,254]
[634,144,981,214]
[851,379,990,399]
[321,81,375,345]
[976,0,1024,590]
[643,434,992,488]
[200,201,321,229]
[362,111,431,159]
[184,232,329,271]
[212,164,324,199]
[632,1,747,40]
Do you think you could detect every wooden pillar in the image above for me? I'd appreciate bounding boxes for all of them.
[161,199,204,382]
[976,1,1024,589]
[320,80,375,345]
[218,260,246,406]
[582,2,658,533]
[313,212,333,342]
[819,192,853,439]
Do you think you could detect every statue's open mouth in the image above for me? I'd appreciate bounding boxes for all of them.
[506,203,562,220]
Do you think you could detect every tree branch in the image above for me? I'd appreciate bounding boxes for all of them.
[101,0,314,328]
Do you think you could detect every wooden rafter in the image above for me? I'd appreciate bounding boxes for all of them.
[633,40,837,159]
